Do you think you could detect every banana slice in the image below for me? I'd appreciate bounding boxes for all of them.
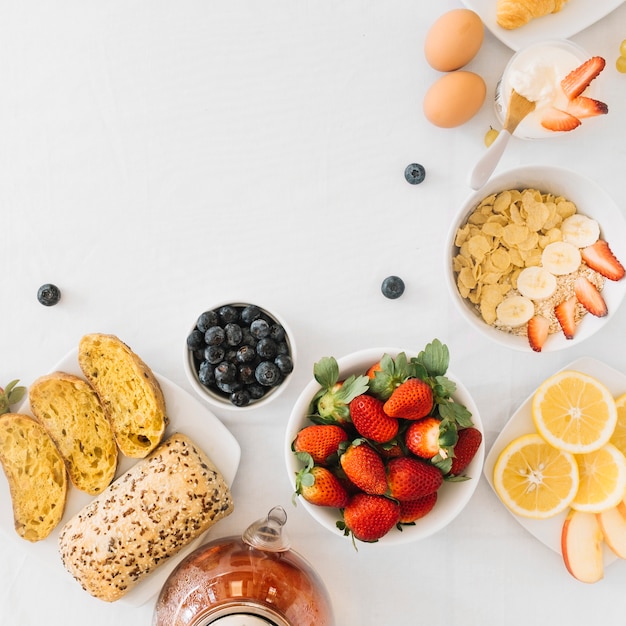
[541,241,581,275]
[517,266,558,300]
[496,295,535,328]
[561,214,600,248]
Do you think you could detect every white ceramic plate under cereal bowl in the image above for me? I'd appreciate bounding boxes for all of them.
[460,0,625,51]
[0,348,241,607]
[445,165,626,353]
[284,347,485,546]
[483,356,624,567]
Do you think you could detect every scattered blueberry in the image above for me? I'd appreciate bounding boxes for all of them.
[37,283,61,306]
[381,276,405,299]
[404,163,426,185]
[187,303,293,407]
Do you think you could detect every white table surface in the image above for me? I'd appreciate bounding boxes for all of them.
[2,1,626,624]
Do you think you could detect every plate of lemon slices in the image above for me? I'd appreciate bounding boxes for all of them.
[484,356,626,566]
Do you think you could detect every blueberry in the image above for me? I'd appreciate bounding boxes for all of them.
[37,283,61,306]
[247,383,266,400]
[197,310,219,333]
[250,318,270,339]
[238,364,257,385]
[198,361,215,387]
[204,345,225,364]
[276,341,289,355]
[230,389,251,407]
[269,324,286,342]
[275,353,293,375]
[241,305,262,324]
[241,329,258,348]
[404,163,426,185]
[215,361,237,384]
[381,275,405,299]
[224,323,243,347]
[255,361,281,387]
[218,305,239,324]
[187,329,205,351]
[205,326,225,346]
[236,345,257,363]
[256,337,277,359]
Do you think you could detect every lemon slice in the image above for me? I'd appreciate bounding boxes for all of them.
[571,443,626,513]
[493,433,579,519]
[532,370,617,454]
[609,393,626,457]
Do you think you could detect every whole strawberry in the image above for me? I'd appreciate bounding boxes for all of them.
[339,493,400,542]
[404,417,457,459]
[292,424,348,465]
[340,440,387,495]
[448,427,483,477]
[398,491,438,524]
[384,378,433,420]
[311,356,369,425]
[295,464,350,508]
[349,394,398,443]
[386,455,443,501]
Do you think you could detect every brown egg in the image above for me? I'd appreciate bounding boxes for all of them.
[423,71,486,128]
[424,9,484,72]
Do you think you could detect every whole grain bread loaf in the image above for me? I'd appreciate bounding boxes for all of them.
[78,333,167,458]
[58,433,234,602]
[29,372,118,495]
[0,413,68,542]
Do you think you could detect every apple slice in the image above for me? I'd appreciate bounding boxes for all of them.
[561,509,604,583]
[597,501,626,558]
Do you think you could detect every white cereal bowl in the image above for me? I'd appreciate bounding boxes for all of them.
[445,165,626,353]
[284,347,484,546]
[184,301,296,413]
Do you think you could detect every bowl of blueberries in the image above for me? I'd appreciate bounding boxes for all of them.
[185,302,296,411]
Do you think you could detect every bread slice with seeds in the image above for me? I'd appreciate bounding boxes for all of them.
[0,413,68,541]
[29,372,118,495]
[78,333,167,458]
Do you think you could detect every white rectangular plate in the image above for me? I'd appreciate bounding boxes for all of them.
[0,348,241,607]
[483,356,626,567]
[461,0,625,51]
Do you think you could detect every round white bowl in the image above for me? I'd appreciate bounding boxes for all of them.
[284,347,484,546]
[445,165,626,353]
[184,301,296,412]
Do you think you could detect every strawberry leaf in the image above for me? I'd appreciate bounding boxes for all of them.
[412,339,449,377]
[314,357,340,389]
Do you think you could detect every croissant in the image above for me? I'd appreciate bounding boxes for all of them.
[496,0,569,30]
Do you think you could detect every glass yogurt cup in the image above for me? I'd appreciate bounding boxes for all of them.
[495,39,590,140]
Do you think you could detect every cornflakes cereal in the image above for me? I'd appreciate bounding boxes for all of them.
[452,188,606,339]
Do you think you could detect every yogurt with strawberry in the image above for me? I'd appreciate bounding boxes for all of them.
[495,39,606,139]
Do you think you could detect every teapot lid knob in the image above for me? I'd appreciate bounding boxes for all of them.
[242,506,291,552]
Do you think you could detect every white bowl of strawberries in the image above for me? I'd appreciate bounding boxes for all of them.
[446,165,626,353]
[284,341,484,546]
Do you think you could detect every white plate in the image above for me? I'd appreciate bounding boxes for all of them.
[461,0,625,51]
[0,349,241,607]
[483,356,625,566]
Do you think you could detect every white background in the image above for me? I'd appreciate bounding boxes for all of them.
[1,1,626,624]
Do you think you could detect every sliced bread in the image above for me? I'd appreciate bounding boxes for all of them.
[78,333,167,458]
[29,372,118,495]
[0,413,68,542]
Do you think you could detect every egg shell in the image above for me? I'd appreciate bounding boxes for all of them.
[423,71,486,128]
[424,9,484,72]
